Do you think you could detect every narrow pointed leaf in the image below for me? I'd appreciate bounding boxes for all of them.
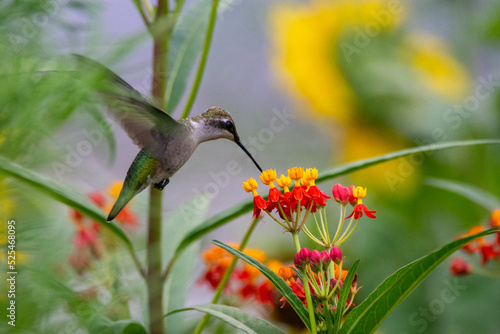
[166,0,235,113]
[0,155,133,249]
[426,177,500,211]
[339,228,499,334]
[333,259,359,333]
[317,139,500,183]
[166,304,285,334]
[172,140,500,261]
[213,240,311,331]
[174,200,253,256]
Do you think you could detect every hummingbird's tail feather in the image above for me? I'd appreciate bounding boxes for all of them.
[107,150,159,222]
[107,188,138,222]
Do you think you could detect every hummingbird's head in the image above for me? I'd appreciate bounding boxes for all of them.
[193,107,263,172]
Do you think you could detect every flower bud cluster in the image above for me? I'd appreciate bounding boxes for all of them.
[294,247,342,268]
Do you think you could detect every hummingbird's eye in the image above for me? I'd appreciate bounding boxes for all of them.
[224,120,234,130]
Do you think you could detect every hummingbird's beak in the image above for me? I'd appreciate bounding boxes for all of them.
[235,139,263,172]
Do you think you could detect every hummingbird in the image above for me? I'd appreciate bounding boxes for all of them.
[73,55,263,222]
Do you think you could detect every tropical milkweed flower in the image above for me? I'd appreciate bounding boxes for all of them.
[346,187,377,219]
[454,209,500,271]
[243,168,376,248]
[200,244,280,307]
[67,181,140,274]
[242,178,268,217]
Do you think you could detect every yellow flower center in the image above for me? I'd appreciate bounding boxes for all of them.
[242,178,258,193]
[260,169,277,185]
[276,174,292,191]
[287,167,304,180]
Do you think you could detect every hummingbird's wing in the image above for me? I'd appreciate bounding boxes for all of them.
[73,55,179,158]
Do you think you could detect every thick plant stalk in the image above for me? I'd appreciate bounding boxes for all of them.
[147,1,169,333]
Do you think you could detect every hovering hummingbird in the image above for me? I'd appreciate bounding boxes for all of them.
[73,55,262,222]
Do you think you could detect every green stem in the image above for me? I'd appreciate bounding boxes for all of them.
[265,210,290,230]
[181,0,220,118]
[193,217,260,334]
[147,188,164,334]
[292,232,317,334]
[313,213,328,244]
[302,225,325,246]
[147,2,169,333]
[324,299,334,334]
[132,0,151,27]
[337,219,359,246]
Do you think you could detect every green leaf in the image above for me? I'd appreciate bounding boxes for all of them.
[339,228,499,334]
[316,139,500,183]
[167,304,285,334]
[90,317,148,334]
[166,0,212,113]
[426,177,500,211]
[0,155,137,258]
[175,199,253,256]
[172,139,500,261]
[212,240,311,331]
[333,259,360,333]
[166,0,236,114]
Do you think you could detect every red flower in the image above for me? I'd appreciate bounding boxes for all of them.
[267,187,283,212]
[450,258,472,276]
[88,191,106,208]
[480,244,500,266]
[253,195,268,218]
[307,186,330,212]
[201,265,227,289]
[240,283,257,299]
[256,281,276,306]
[115,207,139,227]
[280,280,307,308]
[291,185,305,201]
[346,204,376,219]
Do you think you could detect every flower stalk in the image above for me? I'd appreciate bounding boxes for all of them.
[194,216,261,334]
[243,168,376,332]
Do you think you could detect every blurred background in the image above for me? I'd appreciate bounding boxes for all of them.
[1,0,500,333]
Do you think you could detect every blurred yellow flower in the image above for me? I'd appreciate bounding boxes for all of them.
[344,125,419,193]
[404,33,470,101]
[270,0,405,122]
[271,1,470,194]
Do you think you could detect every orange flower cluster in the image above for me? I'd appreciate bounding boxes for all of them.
[243,168,376,246]
[243,168,331,223]
[450,209,500,276]
[68,183,139,274]
[199,243,282,307]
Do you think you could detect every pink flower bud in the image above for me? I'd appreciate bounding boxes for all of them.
[294,248,311,267]
[329,278,343,293]
[332,184,349,204]
[330,247,342,263]
[320,250,331,264]
[309,250,321,266]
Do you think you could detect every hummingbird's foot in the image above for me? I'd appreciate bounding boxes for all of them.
[154,179,169,191]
